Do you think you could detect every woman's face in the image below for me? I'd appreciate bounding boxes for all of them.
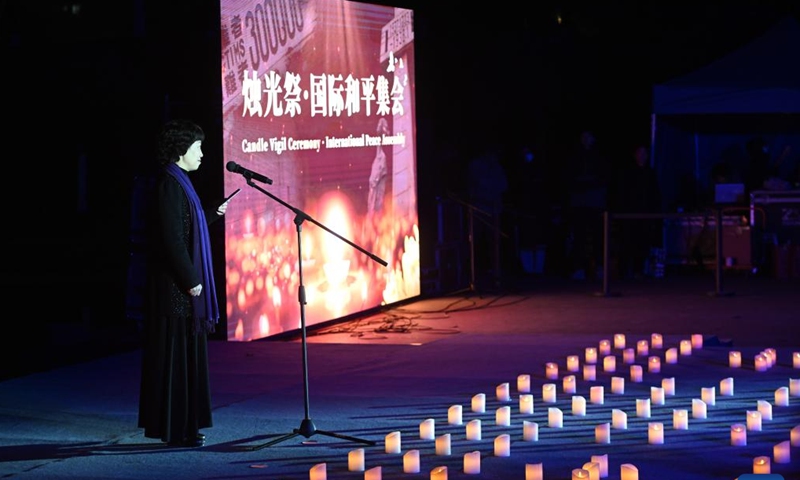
[177,140,203,171]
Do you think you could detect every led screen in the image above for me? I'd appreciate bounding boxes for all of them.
[219,0,418,340]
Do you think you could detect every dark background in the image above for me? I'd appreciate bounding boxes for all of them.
[1,0,797,377]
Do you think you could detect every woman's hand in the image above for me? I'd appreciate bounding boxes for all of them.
[189,284,203,296]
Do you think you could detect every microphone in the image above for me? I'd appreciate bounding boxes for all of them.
[226,161,273,185]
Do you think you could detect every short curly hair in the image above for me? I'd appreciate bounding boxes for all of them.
[156,119,205,165]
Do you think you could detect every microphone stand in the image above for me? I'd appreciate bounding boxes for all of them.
[240,176,385,449]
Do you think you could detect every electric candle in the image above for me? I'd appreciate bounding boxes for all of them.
[595,422,610,444]
[692,398,707,419]
[545,362,559,380]
[523,420,539,441]
[679,339,692,356]
[758,399,772,420]
[463,451,480,474]
[365,466,381,480]
[662,377,675,396]
[430,466,447,480]
[563,375,577,394]
[612,408,627,429]
[582,462,600,480]
[349,449,365,472]
[496,406,511,426]
[599,339,611,355]
[520,394,534,414]
[720,377,734,396]
[572,468,590,480]
[729,350,741,368]
[747,410,762,431]
[790,378,799,396]
[448,405,462,425]
[497,382,511,402]
[584,364,597,381]
[673,409,688,430]
[623,348,635,364]
[691,333,703,349]
[665,347,678,364]
[435,434,451,455]
[466,419,481,441]
[543,383,557,403]
[630,365,643,382]
[494,434,510,457]
[525,463,543,480]
[620,464,638,480]
[590,385,604,404]
[548,407,563,428]
[651,386,665,405]
[614,333,626,349]
[637,340,649,356]
[310,463,327,480]
[572,395,586,416]
[567,355,580,372]
[420,419,435,440]
[611,376,625,394]
[792,424,800,446]
[701,387,715,406]
[586,347,598,364]
[403,450,420,474]
[794,351,800,368]
[651,333,663,349]
[591,454,608,478]
[385,431,401,454]
[765,348,776,366]
[774,440,790,463]
[603,355,616,372]
[518,374,531,393]
[753,456,770,474]
[775,386,789,406]
[472,393,485,413]
[636,398,651,418]
[648,422,664,444]
[755,353,769,372]
[648,356,661,373]
[730,424,747,446]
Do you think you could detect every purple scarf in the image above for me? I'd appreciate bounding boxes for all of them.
[166,163,219,334]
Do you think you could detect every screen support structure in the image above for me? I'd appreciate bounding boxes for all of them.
[241,178,385,450]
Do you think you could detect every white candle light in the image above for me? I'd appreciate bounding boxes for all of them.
[494,434,510,457]
[747,410,762,431]
[591,454,608,478]
[648,422,664,444]
[790,378,800,396]
[595,422,610,444]
[758,399,773,420]
[448,405,462,425]
[545,362,559,380]
[599,339,611,355]
[584,364,597,381]
[775,386,789,406]
[730,424,747,446]
[753,456,770,474]
[567,355,580,372]
[620,464,638,480]
[651,386,665,405]
[614,333,626,349]
[543,383,557,403]
[630,365,643,383]
[679,339,692,356]
[518,374,531,393]
[430,466,447,480]
[385,431,401,454]
[472,393,485,413]
[774,440,791,464]
[729,350,741,368]
[572,468,590,480]
[637,340,649,356]
[572,395,586,416]
[496,406,511,426]
[563,375,576,394]
[651,333,663,349]
[420,419,435,440]
[611,376,625,394]
[612,408,627,429]
[525,463,543,480]
[720,377,734,396]
[463,451,480,474]
[794,351,800,368]
[701,387,715,406]
[582,462,600,480]
[691,333,703,349]
[665,347,678,364]
[623,348,635,364]
[466,419,481,440]
[403,450,420,473]
[792,425,800,446]
[765,348,777,365]
[309,463,327,480]
[365,466,381,480]
[755,353,769,372]
[648,356,661,373]
[496,382,511,402]
[586,347,598,364]
[590,386,604,404]
[673,409,688,430]
[692,398,707,419]
[636,398,651,418]
[435,434,451,455]
[603,355,616,372]
[348,449,365,472]
[548,407,563,428]
[520,394,534,414]
[662,377,675,396]
[523,420,539,441]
